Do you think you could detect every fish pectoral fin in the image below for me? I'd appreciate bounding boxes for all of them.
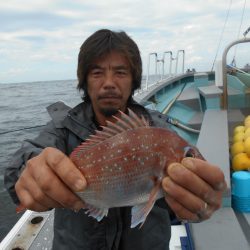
[131,200,155,229]
[131,179,161,228]
[84,204,109,222]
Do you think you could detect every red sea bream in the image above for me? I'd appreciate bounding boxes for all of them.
[70,109,203,228]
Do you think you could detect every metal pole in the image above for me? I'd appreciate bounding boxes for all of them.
[155,53,158,76]
[170,55,173,75]
[176,50,185,74]
[157,59,164,81]
[181,50,185,73]
[175,55,178,74]
[163,51,173,76]
[162,59,164,79]
[222,37,250,109]
[146,52,157,90]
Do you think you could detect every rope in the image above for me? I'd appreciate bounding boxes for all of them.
[243,27,250,37]
[166,117,200,134]
[211,0,232,71]
[0,125,46,135]
[227,64,250,75]
[232,0,247,65]
[162,82,187,115]
[243,26,250,37]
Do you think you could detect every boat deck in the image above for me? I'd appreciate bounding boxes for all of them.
[192,108,250,249]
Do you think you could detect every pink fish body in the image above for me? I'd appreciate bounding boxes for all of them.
[70,109,203,228]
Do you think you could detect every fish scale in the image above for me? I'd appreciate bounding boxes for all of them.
[70,109,204,228]
[78,151,165,206]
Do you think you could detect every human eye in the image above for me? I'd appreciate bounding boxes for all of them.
[90,68,103,77]
[116,69,128,77]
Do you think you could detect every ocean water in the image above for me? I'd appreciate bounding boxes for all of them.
[0,80,82,241]
[0,76,153,242]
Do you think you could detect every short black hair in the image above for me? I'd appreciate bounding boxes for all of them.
[77,29,142,102]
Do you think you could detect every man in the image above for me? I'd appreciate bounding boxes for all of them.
[4,29,226,249]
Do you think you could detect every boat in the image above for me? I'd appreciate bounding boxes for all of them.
[1,34,250,249]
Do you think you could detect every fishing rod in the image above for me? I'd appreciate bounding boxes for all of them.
[0,125,46,135]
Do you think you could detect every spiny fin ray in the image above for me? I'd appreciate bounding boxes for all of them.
[71,110,149,154]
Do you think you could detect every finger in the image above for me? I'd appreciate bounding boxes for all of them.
[31,165,85,211]
[181,158,227,191]
[162,176,209,215]
[167,163,220,205]
[19,169,62,209]
[165,195,199,222]
[26,150,86,211]
[15,186,48,212]
[43,147,87,192]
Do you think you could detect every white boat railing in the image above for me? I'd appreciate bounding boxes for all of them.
[145,49,185,91]
[222,37,250,109]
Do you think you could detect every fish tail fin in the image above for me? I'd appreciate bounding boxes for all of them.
[131,178,162,228]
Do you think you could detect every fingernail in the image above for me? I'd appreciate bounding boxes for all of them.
[169,163,184,174]
[74,179,86,191]
[162,177,171,192]
[162,177,172,195]
[216,181,226,191]
[182,158,195,170]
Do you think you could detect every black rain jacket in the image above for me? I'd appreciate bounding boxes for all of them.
[4,101,173,250]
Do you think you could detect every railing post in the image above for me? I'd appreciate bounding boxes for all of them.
[163,51,173,76]
[157,59,164,80]
[146,52,157,90]
[175,50,185,74]
[222,37,250,109]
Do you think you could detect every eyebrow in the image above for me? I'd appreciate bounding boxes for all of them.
[88,64,102,71]
[89,64,130,71]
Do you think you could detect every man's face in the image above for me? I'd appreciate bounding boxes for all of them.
[87,51,133,118]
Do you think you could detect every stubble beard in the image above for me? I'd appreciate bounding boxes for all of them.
[100,107,119,117]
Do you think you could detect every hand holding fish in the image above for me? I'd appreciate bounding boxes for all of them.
[68,109,209,227]
[162,157,227,222]
[15,147,86,212]
[15,109,226,228]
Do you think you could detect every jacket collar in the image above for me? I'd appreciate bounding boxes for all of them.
[62,100,153,140]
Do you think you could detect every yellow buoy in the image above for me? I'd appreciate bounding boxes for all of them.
[244,116,250,128]
[244,137,250,157]
[233,125,245,135]
[231,141,245,157]
[232,152,250,171]
[244,115,250,122]
[233,132,245,143]
[244,127,250,140]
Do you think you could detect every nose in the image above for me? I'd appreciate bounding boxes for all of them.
[102,72,116,89]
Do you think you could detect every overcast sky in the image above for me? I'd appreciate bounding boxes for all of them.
[0,0,250,83]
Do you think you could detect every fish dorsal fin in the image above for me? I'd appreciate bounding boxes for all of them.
[71,109,149,154]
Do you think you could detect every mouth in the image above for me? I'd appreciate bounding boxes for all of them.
[98,93,122,100]
[100,96,120,99]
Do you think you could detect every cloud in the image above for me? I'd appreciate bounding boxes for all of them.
[0,0,250,83]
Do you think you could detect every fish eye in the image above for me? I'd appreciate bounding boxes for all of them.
[184,146,195,158]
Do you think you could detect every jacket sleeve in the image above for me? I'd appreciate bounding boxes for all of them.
[4,102,70,204]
